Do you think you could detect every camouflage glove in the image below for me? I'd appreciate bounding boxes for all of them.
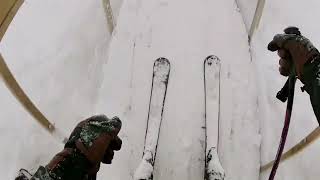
[268,26,320,81]
[44,115,122,180]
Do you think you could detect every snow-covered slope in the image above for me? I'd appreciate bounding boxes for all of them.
[95,0,260,179]
[235,0,258,32]
[0,0,112,179]
[1,0,320,180]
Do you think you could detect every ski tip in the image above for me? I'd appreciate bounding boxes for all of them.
[204,55,220,66]
[154,57,170,66]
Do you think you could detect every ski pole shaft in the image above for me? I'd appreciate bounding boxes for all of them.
[268,75,296,180]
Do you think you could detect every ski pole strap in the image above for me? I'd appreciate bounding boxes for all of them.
[268,76,296,180]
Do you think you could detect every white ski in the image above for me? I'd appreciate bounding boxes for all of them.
[204,55,225,180]
[134,58,170,180]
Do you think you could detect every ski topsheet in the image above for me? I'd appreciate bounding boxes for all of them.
[204,55,225,180]
[134,58,170,180]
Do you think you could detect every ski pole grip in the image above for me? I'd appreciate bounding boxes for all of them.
[277,65,296,103]
[275,27,301,103]
[277,78,289,102]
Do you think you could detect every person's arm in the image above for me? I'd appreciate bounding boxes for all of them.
[31,115,122,180]
[302,60,320,121]
[268,27,320,123]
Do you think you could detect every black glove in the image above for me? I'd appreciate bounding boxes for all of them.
[45,115,122,180]
[268,26,320,80]
[102,136,122,164]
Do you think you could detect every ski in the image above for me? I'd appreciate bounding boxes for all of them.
[134,58,170,180]
[204,55,225,180]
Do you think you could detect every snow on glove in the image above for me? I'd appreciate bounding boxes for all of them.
[268,26,320,80]
[45,115,122,179]
[73,115,122,165]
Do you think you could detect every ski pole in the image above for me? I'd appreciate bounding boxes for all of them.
[266,26,301,179]
[268,75,296,180]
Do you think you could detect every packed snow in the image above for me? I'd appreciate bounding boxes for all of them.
[0,0,320,180]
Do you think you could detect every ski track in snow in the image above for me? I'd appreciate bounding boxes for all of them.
[97,0,260,179]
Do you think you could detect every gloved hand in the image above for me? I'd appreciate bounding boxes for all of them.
[102,136,122,164]
[45,115,122,179]
[268,27,320,80]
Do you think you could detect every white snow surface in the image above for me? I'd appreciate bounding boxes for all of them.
[235,0,258,32]
[95,0,259,179]
[0,0,112,179]
[1,0,319,180]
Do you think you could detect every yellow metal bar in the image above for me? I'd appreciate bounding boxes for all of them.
[102,0,115,34]
[0,0,59,136]
[0,0,24,41]
[260,127,320,172]
[0,53,56,133]
[249,0,265,40]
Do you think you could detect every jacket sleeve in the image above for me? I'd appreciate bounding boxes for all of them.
[302,59,320,124]
[308,77,320,123]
